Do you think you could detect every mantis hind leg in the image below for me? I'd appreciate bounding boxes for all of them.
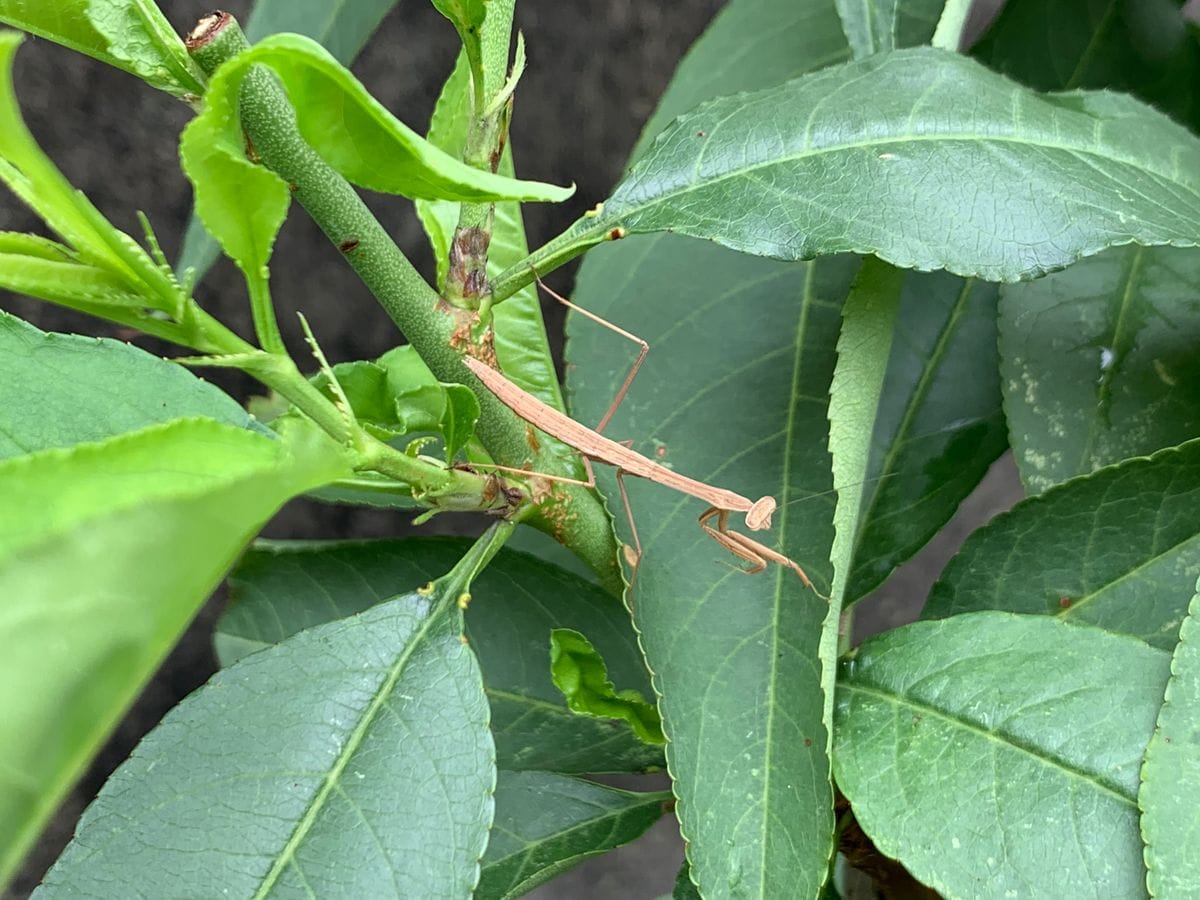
[532,270,649,435]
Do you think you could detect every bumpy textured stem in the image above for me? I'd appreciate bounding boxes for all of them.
[187,13,622,594]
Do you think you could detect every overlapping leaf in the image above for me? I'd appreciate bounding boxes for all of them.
[216,538,662,773]
[477,771,669,899]
[36,588,493,898]
[1001,244,1200,494]
[1140,586,1200,896]
[0,312,257,459]
[833,0,945,59]
[510,47,1200,291]
[0,418,349,889]
[0,0,205,97]
[835,612,1169,898]
[974,0,1200,131]
[924,439,1200,650]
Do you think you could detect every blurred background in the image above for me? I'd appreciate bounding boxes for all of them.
[0,1,1020,896]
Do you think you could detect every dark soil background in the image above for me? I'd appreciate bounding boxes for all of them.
[0,2,1015,896]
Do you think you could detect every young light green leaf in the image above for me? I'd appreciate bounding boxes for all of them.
[0,418,350,890]
[440,382,480,462]
[847,272,1004,600]
[833,0,945,59]
[825,257,902,717]
[217,538,662,774]
[550,628,665,746]
[0,252,146,310]
[176,0,403,283]
[478,770,670,899]
[506,47,1200,295]
[0,33,181,314]
[835,612,1169,899]
[416,52,470,289]
[0,311,259,460]
[429,0,487,94]
[1000,245,1200,494]
[924,439,1200,650]
[36,587,494,899]
[1140,585,1200,897]
[0,0,205,97]
[0,417,293,560]
[974,0,1200,131]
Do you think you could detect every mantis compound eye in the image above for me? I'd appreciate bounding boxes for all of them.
[746,496,776,530]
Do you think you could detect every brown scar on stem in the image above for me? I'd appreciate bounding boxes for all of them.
[185,11,230,50]
[338,239,360,254]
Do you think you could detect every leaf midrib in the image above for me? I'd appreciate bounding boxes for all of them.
[600,128,1200,237]
[841,681,1136,804]
[251,599,440,897]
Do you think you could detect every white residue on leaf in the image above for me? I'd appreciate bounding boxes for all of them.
[1153,358,1177,386]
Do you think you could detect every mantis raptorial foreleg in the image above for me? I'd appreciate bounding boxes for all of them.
[698,507,826,599]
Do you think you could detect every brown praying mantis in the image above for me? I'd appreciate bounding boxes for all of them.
[462,276,823,597]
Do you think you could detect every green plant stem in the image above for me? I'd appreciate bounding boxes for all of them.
[245,269,285,355]
[931,0,972,51]
[187,14,623,595]
[433,519,519,605]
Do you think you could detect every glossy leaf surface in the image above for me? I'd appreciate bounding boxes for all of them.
[477,771,669,899]
[0,0,205,97]
[924,439,1200,650]
[37,589,493,899]
[0,419,349,889]
[835,612,1168,899]
[1139,586,1200,897]
[1000,245,1200,493]
[216,538,662,773]
[516,48,1200,289]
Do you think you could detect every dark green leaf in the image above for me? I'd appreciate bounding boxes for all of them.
[834,0,945,58]
[549,628,665,746]
[923,439,1200,650]
[1000,245,1200,493]
[0,419,349,889]
[1139,585,1200,896]
[176,0,403,281]
[974,0,1200,131]
[570,238,853,898]
[477,770,669,899]
[835,612,1168,899]
[514,48,1200,289]
[217,538,662,773]
[0,0,205,97]
[37,587,493,898]
[673,861,701,899]
[563,2,858,893]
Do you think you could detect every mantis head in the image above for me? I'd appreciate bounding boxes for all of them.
[745,496,776,530]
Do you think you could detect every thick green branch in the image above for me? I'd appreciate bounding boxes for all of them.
[186,14,622,594]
